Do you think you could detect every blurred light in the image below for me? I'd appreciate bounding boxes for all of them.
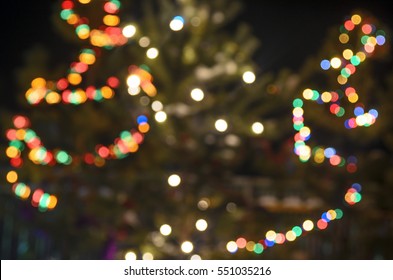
[6,171,18,183]
[122,24,136,38]
[251,122,264,134]
[168,174,181,187]
[191,88,204,101]
[181,241,193,253]
[125,251,137,260]
[126,75,141,88]
[330,57,342,69]
[170,16,184,31]
[195,219,208,231]
[226,241,238,253]
[146,48,159,59]
[142,252,154,260]
[197,198,210,210]
[242,71,256,84]
[151,100,163,111]
[160,224,172,236]
[139,37,150,47]
[190,254,202,260]
[215,119,228,132]
[302,220,314,231]
[155,111,167,123]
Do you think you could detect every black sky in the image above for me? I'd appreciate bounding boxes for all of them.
[1,1,392,111]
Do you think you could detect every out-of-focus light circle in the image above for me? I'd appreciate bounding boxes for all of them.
[242,71,256,84]
[146,48,159,59]
[170,16,185,31]
[181,241,194,253]
[190,254,202,260]
[195,219,208,231]
[226,241,238,253]
[127,75,141,88]
[125,251,137,260]
[191,88,204,101]
[152,100,163,111]
[215,119,228,132]
[302,220,314,231]
[142,252,154,260]
[168,174,181,187]
[139,37,150,47]
[122,24,136,38]
[155,111,167,123]
[330,57,342,69]
[251,122,264,134]
[160,224,172,236]
[197,198,210,210]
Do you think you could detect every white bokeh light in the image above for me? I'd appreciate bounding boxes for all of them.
[155,111,167,123]
[160,224,172,236]
[195,219,208,231]
[181,241,194,253]
[122,24,136,38]
[168,174,181,187]
[251,122,264,134]
[190,88,204,101]
[125,251,137,260]
[242,71,256,84]
[170,16,185,31]
[215,119,228,132]
[146,48,159,59]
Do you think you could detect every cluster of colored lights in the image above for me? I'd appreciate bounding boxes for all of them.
[344,183,362,205]
[60,0,127,48]
[25,49,120,106]
[228,14,385,256]
[320,14,386,85]
[5,0,158,210]
[6,115,148,166]
[6,169,58,212]
[227,209,344,254]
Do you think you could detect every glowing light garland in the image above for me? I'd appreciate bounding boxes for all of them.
[5,0,154,211]
[228,13,386,255]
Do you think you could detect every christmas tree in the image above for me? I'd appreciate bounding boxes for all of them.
[1,0,392,260]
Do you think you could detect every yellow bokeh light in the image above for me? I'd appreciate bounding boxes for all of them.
[67,14,79,25]
[16,129,26,141]
[79,53,96,65]
[351,14,362,25]
[103,15,120,27]
[337,75,347,85]
[31,77,46,88]
[6,146,20,158]
[342,49,353,60]
[67,73,82,85]
[339,33,349,44]
[321,91,332,103]
[302,88,314,100]
[101,86,114,99]
[265,230,276,241]
[6,170,18,183]
[45,91,61,104]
